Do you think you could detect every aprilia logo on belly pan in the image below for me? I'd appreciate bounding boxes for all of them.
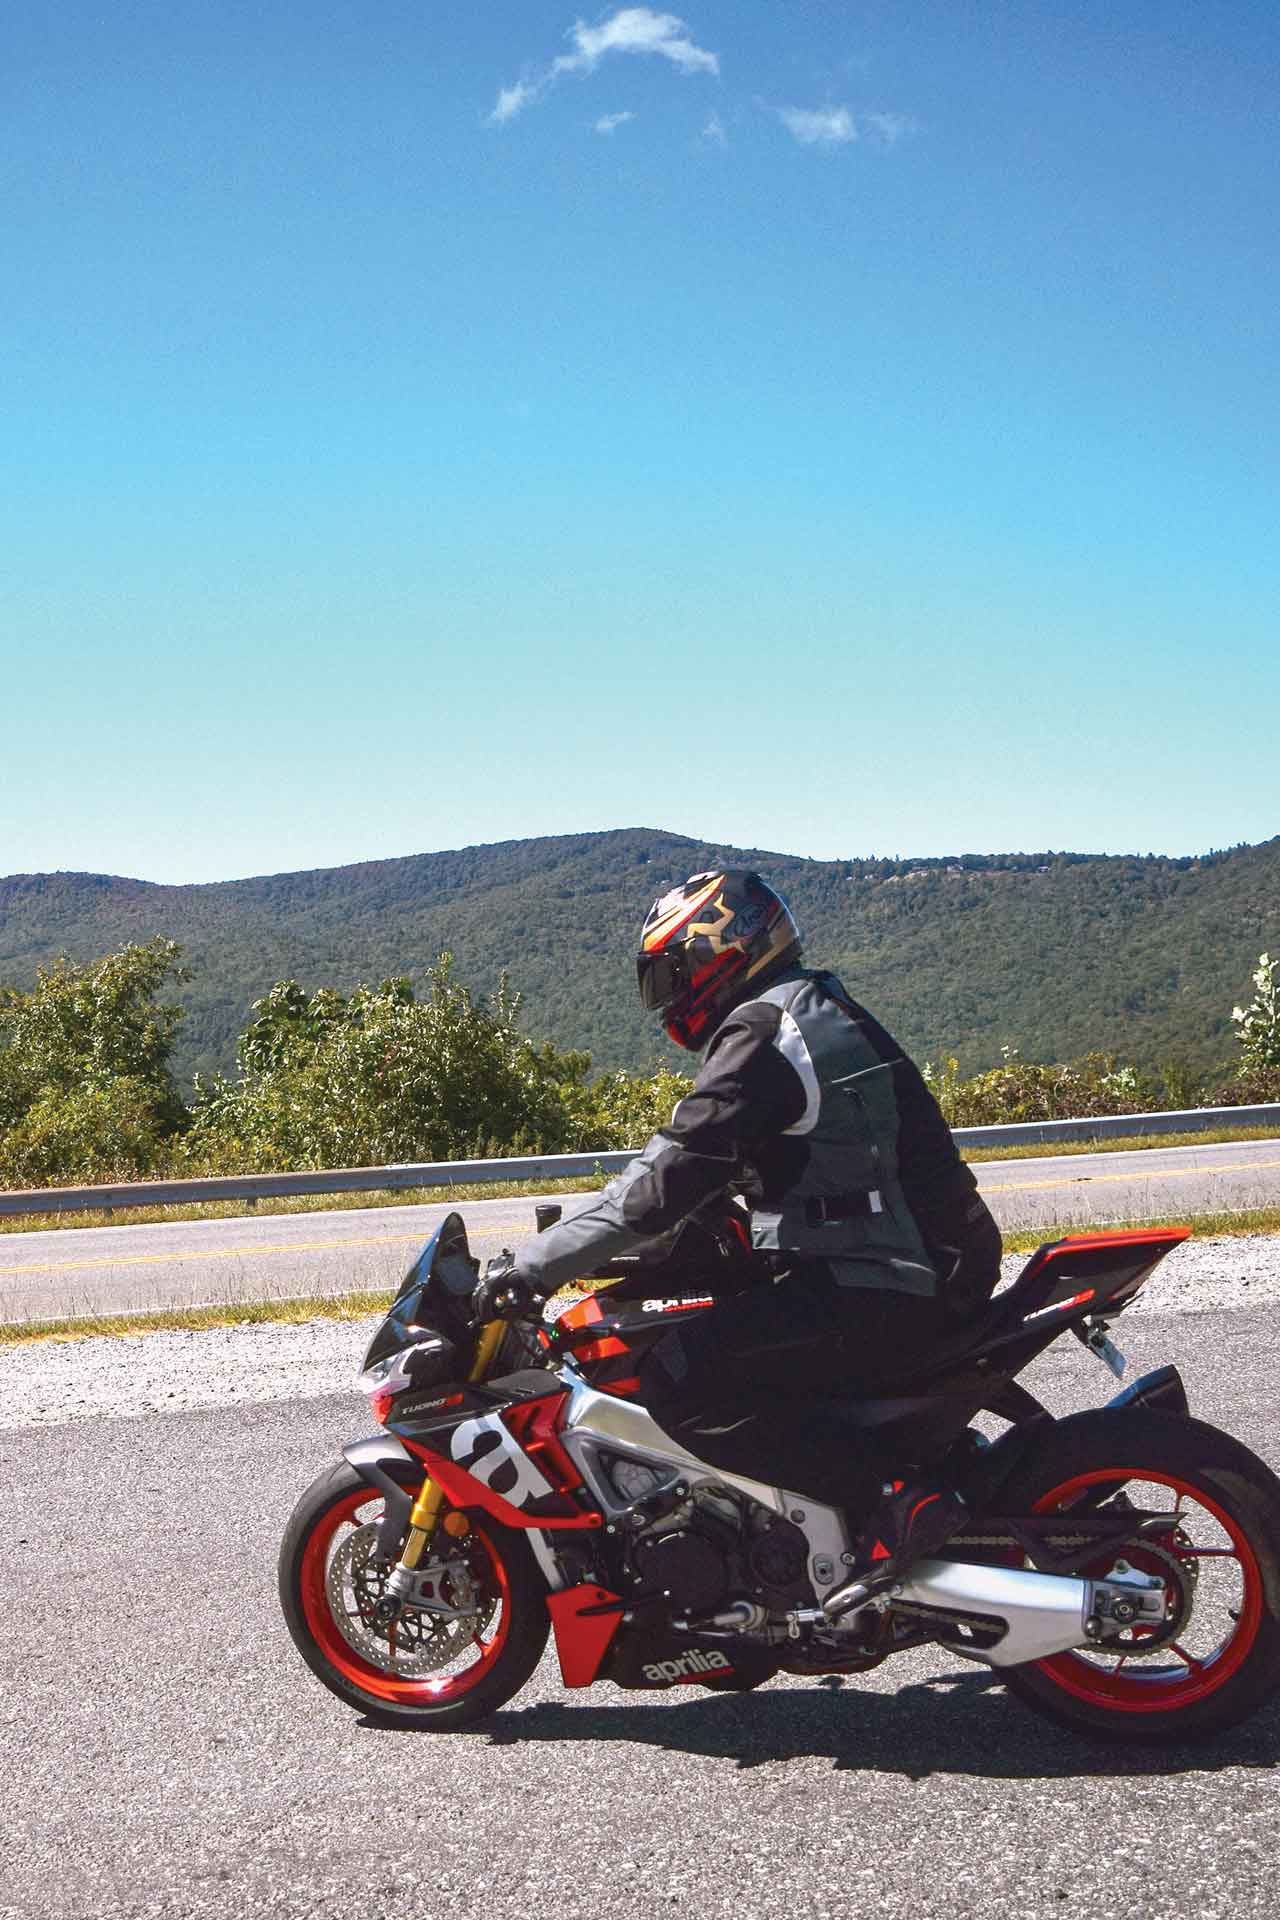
[642,1649,732,1683]
[642,1296,715,1314]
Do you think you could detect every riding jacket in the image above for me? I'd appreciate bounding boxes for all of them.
[516,967,993,1301]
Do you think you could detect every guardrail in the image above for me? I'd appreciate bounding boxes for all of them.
[0,1151,638,1219]
[1,1104,1277,1220]
[953,1103,1280,1150]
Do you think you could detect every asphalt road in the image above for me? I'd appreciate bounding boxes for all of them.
[4,1304,1279,1920]
[3,1137,1279,1324]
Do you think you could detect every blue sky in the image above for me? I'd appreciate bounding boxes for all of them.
[2,2,1277,883]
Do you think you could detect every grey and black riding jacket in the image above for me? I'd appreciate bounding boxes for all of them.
[517,967,997,1303]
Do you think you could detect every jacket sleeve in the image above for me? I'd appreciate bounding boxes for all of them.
[515,1002,807,1296]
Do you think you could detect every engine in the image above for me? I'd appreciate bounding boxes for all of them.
[605,1458,814,1617]
[628,1503,740,1614]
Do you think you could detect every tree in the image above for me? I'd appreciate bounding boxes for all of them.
[0,939,189,1186]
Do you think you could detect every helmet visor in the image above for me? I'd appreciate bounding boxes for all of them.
[636,948,688,1012]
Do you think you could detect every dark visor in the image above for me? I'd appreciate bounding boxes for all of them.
[637,948,688,1011]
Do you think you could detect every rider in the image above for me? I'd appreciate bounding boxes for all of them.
[473,869,1003,1592]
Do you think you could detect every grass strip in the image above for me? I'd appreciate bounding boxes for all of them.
[1,1125,1275,1235]
[7,1205,1280,1347]
[1,1288,398,1347]
[998,1205,1280,1255]
[962,1124,1278,1163]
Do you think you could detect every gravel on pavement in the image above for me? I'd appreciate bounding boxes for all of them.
[5,1232,1280,1433]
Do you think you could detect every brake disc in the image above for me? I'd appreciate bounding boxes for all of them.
[326,1523,499,1676]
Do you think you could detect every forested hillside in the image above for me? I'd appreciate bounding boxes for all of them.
[2,829,1277,1087]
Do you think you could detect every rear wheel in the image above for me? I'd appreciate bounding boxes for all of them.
[279,1461,549,1728]
[998,1410,1280,1742]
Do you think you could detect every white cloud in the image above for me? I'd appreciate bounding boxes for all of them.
[557,9,718,78]
[488,9,718,124]
[777,104,856,148]
[700,110,727,146]
[594,110,637,134]
[488,78,540,126]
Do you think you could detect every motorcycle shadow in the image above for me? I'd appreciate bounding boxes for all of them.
[365,1670,1280,1780]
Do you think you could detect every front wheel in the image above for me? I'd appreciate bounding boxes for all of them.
[997,1409,1280,1742]
[279,1461,549,1729]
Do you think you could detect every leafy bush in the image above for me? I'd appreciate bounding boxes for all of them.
[1208,1065,1280,1106]
[181,958,593,1173]
[0,1077,173,1187]
[560,1065,693,1151]
[0,940,188,1186]
[1202,955,1280,1107]
[1231,953,1280,1072]
[923,1047,1158,1127]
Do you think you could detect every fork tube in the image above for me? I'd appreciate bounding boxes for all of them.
[395,1322,505,1575]
[469,1319,506,1382]
[398,1479,448,1572]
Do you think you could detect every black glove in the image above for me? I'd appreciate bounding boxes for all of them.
[472,1251,545,1323]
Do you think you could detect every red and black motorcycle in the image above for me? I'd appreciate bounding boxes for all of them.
[279,1209,1280,1741]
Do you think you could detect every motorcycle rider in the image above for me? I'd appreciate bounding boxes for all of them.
[473,868,1003,1594]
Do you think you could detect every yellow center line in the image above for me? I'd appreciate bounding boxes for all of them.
[0,1221,534,1277]
[981,1156,1280,1195]
[5,1152,1278,1277]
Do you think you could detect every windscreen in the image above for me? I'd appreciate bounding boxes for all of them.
[361,1212,477,1371]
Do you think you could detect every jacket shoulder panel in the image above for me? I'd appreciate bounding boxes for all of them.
[774,1008,820,1137]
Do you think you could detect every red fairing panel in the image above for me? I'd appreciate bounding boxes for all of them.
[546,1587,625,1687]
[399,1432,603,1534]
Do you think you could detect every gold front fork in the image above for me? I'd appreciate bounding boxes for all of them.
[395,1319,507,1572]
[468,1318,507,1383]
[399,1480,447,1571]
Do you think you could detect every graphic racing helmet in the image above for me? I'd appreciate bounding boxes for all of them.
[636,869,802,1050]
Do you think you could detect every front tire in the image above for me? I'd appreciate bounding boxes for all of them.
[997,1410,1280,1742]
[279,1461,550,1729]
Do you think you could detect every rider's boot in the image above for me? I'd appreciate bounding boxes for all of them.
[822,1478,968,1622]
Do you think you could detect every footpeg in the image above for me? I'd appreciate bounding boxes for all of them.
[822,1578,877,1622]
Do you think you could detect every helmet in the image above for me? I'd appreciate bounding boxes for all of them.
[636,869,802,1050]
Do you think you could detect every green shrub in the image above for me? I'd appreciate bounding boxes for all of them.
[924,1047,1158,1127]
[561,1065,694,1150]
[1231,953,1280,1073]
[182,958,591,1172]
[1208,1063,1280,1107]
[0,1076,173,1187]
[0,939,188,1186]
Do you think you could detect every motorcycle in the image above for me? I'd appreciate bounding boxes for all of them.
[279,1208,1280,1741]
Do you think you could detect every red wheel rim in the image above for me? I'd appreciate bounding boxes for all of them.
[299,1488,512,1706]
[1029,1467,1262,1714]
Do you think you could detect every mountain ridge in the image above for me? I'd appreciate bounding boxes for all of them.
[2,828,1277,1088]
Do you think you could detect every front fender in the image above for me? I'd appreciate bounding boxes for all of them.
[343,1433,416,1557]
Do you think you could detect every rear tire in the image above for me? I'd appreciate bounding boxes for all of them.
[279,1461,549,1729]
[997,1410,1280,1742]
